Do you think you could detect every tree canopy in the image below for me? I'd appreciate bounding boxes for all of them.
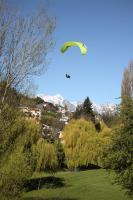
[105,62,133,196]
[62,119,112,169]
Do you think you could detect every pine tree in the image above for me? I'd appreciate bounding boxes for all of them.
[82,97,95,123]
[73,97,95,123]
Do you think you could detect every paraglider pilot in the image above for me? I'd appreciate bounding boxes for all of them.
[66,74,71,79]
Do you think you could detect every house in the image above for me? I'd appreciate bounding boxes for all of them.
[59,115,69,124]
[19,106,41,120]
[58,105,66,114]
[43,101,58,111]
[28,107,41,119]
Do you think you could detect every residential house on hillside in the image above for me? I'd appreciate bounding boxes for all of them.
[19,106,41,120]
[59,114,69,124]
[58,105,66,114]
[43,101,58,111]
[29,107,41,120]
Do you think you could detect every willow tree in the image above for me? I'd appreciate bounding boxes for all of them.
[62,119,112,169]
[0,115,41,200]
[35,138,58,172]
[0,108,58,199]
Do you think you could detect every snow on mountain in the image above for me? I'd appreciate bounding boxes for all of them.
[38,94,117,114]
[92,102,117,114]
[39,94,64,107]
[63,99,76,112]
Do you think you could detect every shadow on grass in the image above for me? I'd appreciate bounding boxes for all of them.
[79,164,101,171]
[24,176,66,192]
[23,198,78,200]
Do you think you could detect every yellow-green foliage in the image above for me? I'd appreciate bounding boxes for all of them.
[93,121,113,167]
[36,138,58,172]
[0,106,59,199]
[63,119,112,168]
[0,112,41,200]
[0,150,33,200]
[15,118,41,149]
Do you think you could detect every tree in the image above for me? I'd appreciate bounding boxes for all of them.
[35,138,58,172]
[121,61,133,101]
[0,113,41,200]
[55,141,66,169]
[83,97,95,121]
[0,1,56,199]
[101,105,121,128]
[0,81,21,107]
[72,104,83,119]
[0,0,55,106]
[105,62,133,196]
[73,97,95,123]
[73,97,101,131]
[0,150,33,200]
[62,119,112,169]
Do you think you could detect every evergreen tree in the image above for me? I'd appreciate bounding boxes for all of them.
[106,99,133,196]
[82,97,95,123]
[72,97,101,131]
[105,63,133,196]
[73,97,95,123]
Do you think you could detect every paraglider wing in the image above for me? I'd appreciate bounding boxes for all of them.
[60,41,87,55]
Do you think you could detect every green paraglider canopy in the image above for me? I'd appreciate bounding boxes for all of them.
[60,41,87,55]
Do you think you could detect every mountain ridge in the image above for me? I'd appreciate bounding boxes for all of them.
[38,94,117,114]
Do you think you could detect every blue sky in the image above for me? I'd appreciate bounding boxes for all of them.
[10,0,133,104]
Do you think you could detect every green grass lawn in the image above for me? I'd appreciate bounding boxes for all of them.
[23,169,133,200]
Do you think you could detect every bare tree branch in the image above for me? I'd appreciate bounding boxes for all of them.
[0,1,56,105]
[121,61,133,101]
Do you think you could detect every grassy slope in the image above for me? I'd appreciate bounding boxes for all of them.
[23,169,133,200]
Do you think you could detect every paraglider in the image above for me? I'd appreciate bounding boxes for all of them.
[60,41,87,55]
[61,41,87,79]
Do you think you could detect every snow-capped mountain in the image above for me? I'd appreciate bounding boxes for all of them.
[38,94,117,114]
[39,94,64,107]
[38,94,76,112]
[63,99,77,112]
[92,102,117,114]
